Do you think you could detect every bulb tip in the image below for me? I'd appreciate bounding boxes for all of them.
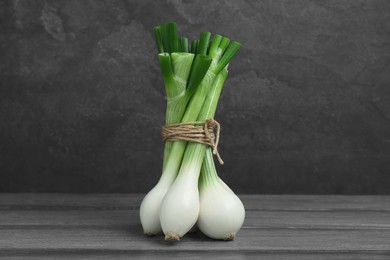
[164,232,181,241]
[223,233,236,241]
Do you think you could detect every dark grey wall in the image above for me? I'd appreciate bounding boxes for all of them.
[1,0,389,194]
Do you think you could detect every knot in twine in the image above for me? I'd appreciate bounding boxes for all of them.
[162,119,224,165]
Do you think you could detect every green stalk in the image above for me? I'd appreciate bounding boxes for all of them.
[199,148,219,189]
[161,67,227,182]
[157,53,193,115]
[163,54,212,168]
[197,32,211,55]
[160,69,218,184]
[159,22,178,53]
[161,37,240,184]
[176,67,228,181]
[214,41,241,73]
[191,40,198,54]
[160,53,193,167]
[153,27,164,53]
[154,23,241,187]
[208,35,222,59]
[179,37,189,53]
[154,23,214,170]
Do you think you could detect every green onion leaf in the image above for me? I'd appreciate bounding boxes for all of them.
[191,40,199,54]
[197,32,211,55]
[218,37,231,55]
[180,37,189,53]
[153,26,164,53]
[157,53,174,96]
[160,22,178,53]
[214,41,241,74]
[186,54,212,93]
[208,34,222,58]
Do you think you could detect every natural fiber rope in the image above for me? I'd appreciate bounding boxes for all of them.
[162,119,224,165]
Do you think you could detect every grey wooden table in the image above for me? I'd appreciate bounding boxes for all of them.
[0,194,389,259]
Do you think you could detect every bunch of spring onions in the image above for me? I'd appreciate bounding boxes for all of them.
[140,22,245,241]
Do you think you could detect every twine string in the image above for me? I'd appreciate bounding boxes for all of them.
[162,119,224,165]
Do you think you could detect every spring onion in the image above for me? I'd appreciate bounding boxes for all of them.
[160,68,229,240]
[140,23,211,235]
[198,148,245,240]
[139,22,245,241]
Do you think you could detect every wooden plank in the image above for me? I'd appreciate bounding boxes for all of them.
[1,194,390,211]
[0,194,141,210]
[245,210,390,229]
[0,226,389,251]
[241,195,390,211]
[1,251,390,260]
[1,194,390,258]
[0,210,390,229]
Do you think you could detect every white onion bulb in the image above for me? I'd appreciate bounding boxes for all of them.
[198,177,245,240]
[139,181,169,235]
[159,167,200,240]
